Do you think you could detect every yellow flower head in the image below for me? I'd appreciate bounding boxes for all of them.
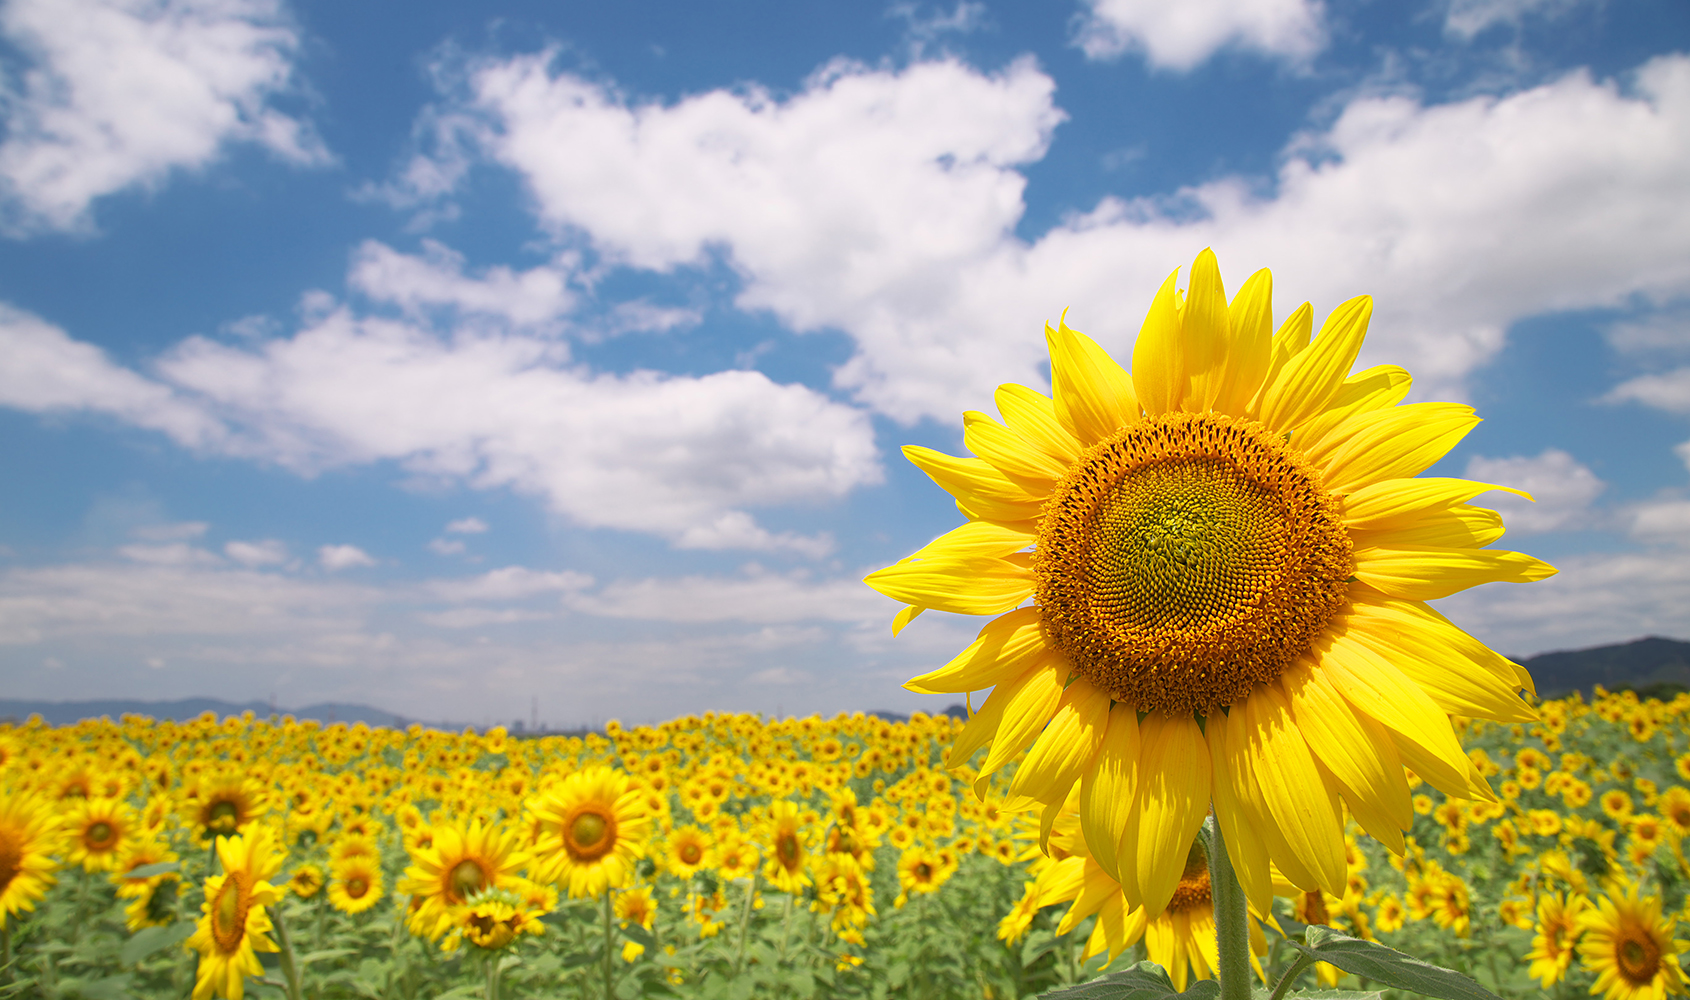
[184,827,286,1000]
[665,825,714,879]
[760,800,811,893]
[397,816,528,941]
[0,789,60,919]
[866,249,1552,918]
[526,766,647,898]
[66,796,136,873]
[328,855,383,915]
[1578,881,1690,1000]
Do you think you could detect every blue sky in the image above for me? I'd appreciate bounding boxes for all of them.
[2,0,1688,728]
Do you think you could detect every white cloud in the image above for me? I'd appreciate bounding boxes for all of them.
[1463,449,1606,535]
[2,300,881,550]
[0,0,328,235]
[439,52,1690,425]
[318,544,376,571]
[427,566,594,603]
[0,303,222,445]
[348,240,577,328]
[427,538,466,555]
[1603,367,1690,415]
[117,542,220,566]
[1629,499,1690,546]
[415,607,551,629]
[131,521,209,542]
[1606,310,1690,358]
[445,517,488,534]
[224,538,287,567]
[1443,0,1587,41]
[563,568,896,625]
[1071,0,1326,70]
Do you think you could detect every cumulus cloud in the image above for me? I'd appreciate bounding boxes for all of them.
[348,240,577,328]
[0,0,328,235]
[1071,0,1326,70]
[562,567,896,624]
[1463,449,1606,535]
[433,52,1690,425]
[426,566,594,603]
[1443,0,1588,41]
[1629,499,1690,546]
[224,539,288,567]
[318,544,376,571]
[1603,367,1690,415]
[445,517,488,534]
[0,300,881,550]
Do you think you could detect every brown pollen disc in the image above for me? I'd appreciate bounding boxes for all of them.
[1035,412,1351,716]
[1168,840,1212,914]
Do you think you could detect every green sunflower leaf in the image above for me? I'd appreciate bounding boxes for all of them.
[121,861,178,879]
[1283,925,1502,1000]
[118,922,194,966]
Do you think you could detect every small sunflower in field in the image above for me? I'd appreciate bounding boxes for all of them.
[185,826,285,1000]
[760,800,810,893]
[866,249,1551,915]
[616,885,657,961]
[399,817,528,941]
[449,889,544,953]
[190,774,270,841]
[1578,881,1689,1000]
[65,796,135,872]
[113,836,181,930]
[328,854,383,915]
[665,825,714,879]
[288,863,324,899]
[1529,891,1591,988]
[0,790,59,920]
[527,766,646,898]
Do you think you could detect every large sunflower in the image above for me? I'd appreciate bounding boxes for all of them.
[1578,882,1690,1000]
[184,827,285,1000]
[0,789,59,921]
[526,766,647,898]
[398,817,529,941]
[865,249,1553,916]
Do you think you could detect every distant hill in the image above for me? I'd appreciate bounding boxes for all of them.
[1518,636,1690,699]
[0,697,421,729]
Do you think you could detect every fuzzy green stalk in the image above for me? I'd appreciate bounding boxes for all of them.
[484,950,502,1000]
[271,902,305,1000]
[777,892,796,962]
[2,915,12,986]
[733,872,758,974]
[601,888,615,1000]
[1203,815,1252,1000]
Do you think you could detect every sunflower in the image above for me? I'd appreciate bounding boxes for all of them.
[1579,882,1690,1000]
[288,863,324,899]
[397,817,528,941]
[760,800,811,893]
[665,825,714,879]
[866,249,1552,916]
[0,789,60,921]
[190,774,270,842]
[453,891,544,952]
[527,766,647,898]
[184,827,285,1000]
[65,796,136,872]
[1530,891,1591,988]
[113,835,181,930]
[328,855,383,915]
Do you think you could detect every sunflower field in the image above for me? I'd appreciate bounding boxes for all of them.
[0,685,1688,1000]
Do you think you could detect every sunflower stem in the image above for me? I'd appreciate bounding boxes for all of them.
[601,888,615,1000]
[484,951,502,1000]
[733,872,757,974]
[1268,952,1317,1000]
[271,901,306,1000]
[1204,815,1252,1000]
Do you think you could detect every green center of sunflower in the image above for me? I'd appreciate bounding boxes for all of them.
[571,812,608,850]
[86,821,114,848]
[450,859,486,899]
[1619,934,1661,983]
[1036,412,1351,716]
[207,800,240,834]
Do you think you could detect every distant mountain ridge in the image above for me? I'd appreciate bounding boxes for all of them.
[4,636,1687,730]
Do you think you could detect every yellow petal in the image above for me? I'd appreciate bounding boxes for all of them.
[944,657,1046,768]
[1295,365,1412,457]
[1121,712,1210,916]
[1349,586,1537,698]
[975,653,1068,777]
[1343,616,1536,723]
[1281,659,1411,854]
[1257,295,1371,433]
[1055,859,1120,936]
[1048,315,1139,445]
[1182,248,1230,413]
[1240,683,1347,897]
[1342,477,1532,532]
[891,604,924,636]
[863,551,1033,615]
[1310,632,1471,797]
[1009,678,1111,805]
[996,383,1081,464]
[1214,267,1273,417]
[1351,545,1557,601]
[1253,301,1313,418]
[1206,708,1274,917]
[1313,403,1481,493]
[903,445,1046,522]
[904,606,1044,694]
[1348,504,1505,550]
[1131,268,1184,417]
[905,517,1036,562]
[964,410,1070,491]
[1081,702,1141,885]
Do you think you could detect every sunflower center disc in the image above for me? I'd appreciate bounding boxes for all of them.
[211,874,248,953]
[0,830,21,890]
[571,812,609,850]
[450,859,486,899]
[87,822,114,847]
[1619,935,1660,982]
[1036,412,1352,716]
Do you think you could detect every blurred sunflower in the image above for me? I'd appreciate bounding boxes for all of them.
[527,766,646,898]
[65,796,136,872]
[0,789,59,920]
[184,827,285,1000]
[1579,882,1689,1000]
[665,825,714,879]
[760,800,810,893]
[398,817,528,941]
[1530,891,1590,988]
[288,863,324,900]
[113,835,181,930]
[190,774,270,842]
[328,855,383,915]
[866,248,1552,915]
